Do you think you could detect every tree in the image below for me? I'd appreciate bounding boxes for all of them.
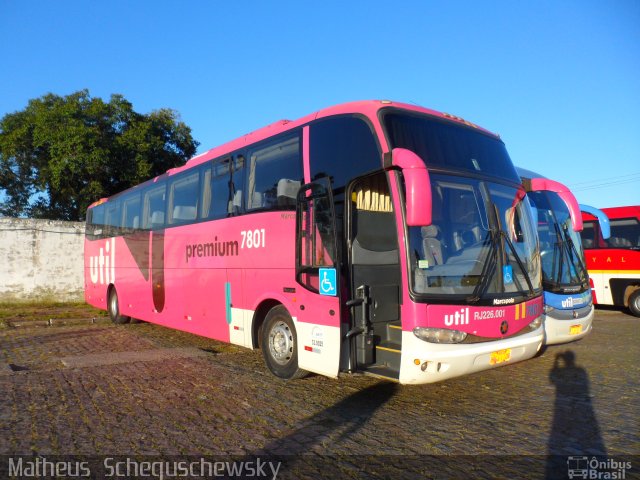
[0,90,199,220]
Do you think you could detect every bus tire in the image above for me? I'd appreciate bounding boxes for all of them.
[261,305,307,380]
[629,289,640,317]
[108,287,131,324]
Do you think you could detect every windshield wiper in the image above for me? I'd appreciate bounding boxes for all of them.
[561,225,588,285]
[467,228,536,303]
[550,221,566,285]
[500,230,536,298]
[467,230,499,304]
[551,219,587,287]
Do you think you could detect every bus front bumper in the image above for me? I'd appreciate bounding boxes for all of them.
[398,324,544,385]
[543,305,594,345]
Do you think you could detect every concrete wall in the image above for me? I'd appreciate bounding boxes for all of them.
[0,218,85,301]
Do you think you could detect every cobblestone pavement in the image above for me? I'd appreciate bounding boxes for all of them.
[0,307,638,479]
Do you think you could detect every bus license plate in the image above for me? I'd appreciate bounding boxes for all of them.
[570,324,583,335]
[490,348,511,365]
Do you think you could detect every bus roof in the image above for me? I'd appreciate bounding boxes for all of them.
[87,100,498,210]
[582,205,640,221]
[181,99,497,171]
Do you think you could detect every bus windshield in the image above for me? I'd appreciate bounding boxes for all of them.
[529,191,588,292]
[408,173,541,302]
[383,111,540,303]
[383,110,521,183]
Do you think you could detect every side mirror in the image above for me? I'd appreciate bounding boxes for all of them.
[529,178,583,232]
[385,148,432,226]
[580,204,611,240]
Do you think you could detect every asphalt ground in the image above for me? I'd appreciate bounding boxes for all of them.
[0,305,638,479]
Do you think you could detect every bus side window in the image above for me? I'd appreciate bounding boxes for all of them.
[608,218,639,248]
[201,158,233,220]
[104,200,122,236]
[310,116,381,189]
[87,204,106,239]
[230,155,245,215]
[143,183,166,229]
[122,193,142,230]
[246,133,302,211]
[168,171,199,225]
[580,221,595,248]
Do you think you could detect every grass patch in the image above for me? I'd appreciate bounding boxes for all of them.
[0,301,108,322]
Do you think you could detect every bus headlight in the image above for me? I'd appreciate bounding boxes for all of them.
[413,327,467,344]
[529,315,543,330]
[543,304,555,315]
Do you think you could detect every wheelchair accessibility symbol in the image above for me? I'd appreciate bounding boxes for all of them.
[319,268,337,296]
[503,265,513,285]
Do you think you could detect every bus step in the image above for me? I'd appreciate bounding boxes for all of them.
[376,341,401,354]
[365,364,400,381]
[373,341,401,378]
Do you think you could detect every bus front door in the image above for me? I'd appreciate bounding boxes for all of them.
[294,177,343,378]
[347,173,402,380]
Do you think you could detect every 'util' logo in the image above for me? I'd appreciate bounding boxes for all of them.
[444,308,469,326]
[90,238,115,285]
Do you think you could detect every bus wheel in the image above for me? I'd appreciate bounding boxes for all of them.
[629,289,640,317]
[261,305,307,380]
[108,288,131,324]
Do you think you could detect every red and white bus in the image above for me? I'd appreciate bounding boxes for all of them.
[516,168,593,344]
[85,100,544,384]
[580,206,640,317]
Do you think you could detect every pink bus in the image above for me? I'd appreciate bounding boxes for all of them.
[85,100,544,384]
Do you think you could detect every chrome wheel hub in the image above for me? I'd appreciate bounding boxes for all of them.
[268,321,293,365]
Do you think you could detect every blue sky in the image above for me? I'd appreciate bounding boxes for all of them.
[1,0,638,208]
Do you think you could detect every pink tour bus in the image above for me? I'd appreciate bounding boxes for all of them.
[85,100,544,384]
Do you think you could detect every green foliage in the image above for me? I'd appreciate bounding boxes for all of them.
[0,90,199,220]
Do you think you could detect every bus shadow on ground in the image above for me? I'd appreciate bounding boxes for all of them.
[252,381,402,477]
[259,380,398,455]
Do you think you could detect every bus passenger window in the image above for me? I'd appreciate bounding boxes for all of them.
[104,200,122,236]
[143,183,166,229]
[580,222,596,248]
[310,117,380,189]
[87,204,106,239]
[168,171,199,224]
[201,158,233,220]
[247,134,302,211]
[230,155,245,215]
[122,194,141,229]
